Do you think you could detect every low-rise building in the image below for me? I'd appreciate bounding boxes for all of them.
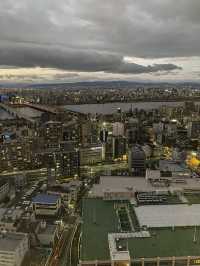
[32,194,61,217]
[47,180,82,205]
[0,208,23,232]
[0,232,29,266]
[37,221,58,247]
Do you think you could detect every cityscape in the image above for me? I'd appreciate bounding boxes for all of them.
[1,1,200,266]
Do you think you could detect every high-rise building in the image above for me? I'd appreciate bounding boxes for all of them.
[60,148,80,178]
[36,142,80,181]
[128,145,146,176]
[63,120,80,143]
[125,118,139,145]
[42,121,63,144]
[0,139,32,172]
[112,136,126,159]
[187,121,200,139]
[113,122,124,137]
[81,121,99,145]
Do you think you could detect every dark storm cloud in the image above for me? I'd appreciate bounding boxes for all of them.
[0,43,181,74]
[0,0,199,73]
[109,62,182,74]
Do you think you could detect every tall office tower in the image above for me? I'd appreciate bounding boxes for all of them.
[81,121,99,145]
[112,136,126,159]
[128,145,146,176]
[125,118,139,145]
[60,142,80,178]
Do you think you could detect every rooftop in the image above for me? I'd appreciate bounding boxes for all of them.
[135,204,200,228]
[0,232,27,252]
[159,160,188,172]
[81,198,200,261]
[32,193,60,204]
[81,198,118,261]
[0,207,23,223]
[90,176,200,197]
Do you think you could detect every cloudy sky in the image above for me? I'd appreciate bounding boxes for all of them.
[0,0,200,83]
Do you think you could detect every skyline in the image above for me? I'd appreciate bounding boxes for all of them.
[1,0,200,83]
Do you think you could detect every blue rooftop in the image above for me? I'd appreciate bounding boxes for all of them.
[32,193,60,204]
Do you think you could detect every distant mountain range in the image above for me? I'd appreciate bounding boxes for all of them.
[0,80,200,89]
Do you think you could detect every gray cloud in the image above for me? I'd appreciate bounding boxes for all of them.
[108,62,181,74]
[0,0,199,78]
[0,43,181,74]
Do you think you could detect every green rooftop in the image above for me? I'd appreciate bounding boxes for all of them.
[81,198,200,262]
[129,228,200,258]
[185,194,200,204]
[81,198,118,261]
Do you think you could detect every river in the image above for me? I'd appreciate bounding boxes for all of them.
[64,101,200,115]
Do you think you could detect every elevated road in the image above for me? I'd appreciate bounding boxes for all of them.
[46,218,80,266]
[0,103,35,123]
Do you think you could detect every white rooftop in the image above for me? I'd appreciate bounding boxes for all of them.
[108,233,130,262]
[90,176,200,197]
[145,169,160,180]
[108,231,150,262]
[135,204,200,228]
